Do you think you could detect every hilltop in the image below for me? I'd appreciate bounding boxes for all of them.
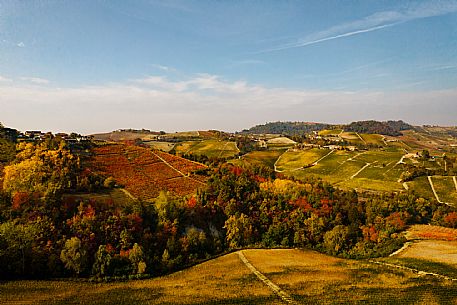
[242,120,414,136]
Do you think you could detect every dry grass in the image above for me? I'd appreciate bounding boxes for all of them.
[242,249,457,304]
[2,249,457,304]
[397,240,457,267]
[0,253,277,305]
[406,225,457,241]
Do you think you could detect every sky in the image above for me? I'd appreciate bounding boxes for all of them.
[1,0,457,134]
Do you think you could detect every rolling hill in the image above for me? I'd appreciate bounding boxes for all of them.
[2,248,456,304]
[87,144,207,200]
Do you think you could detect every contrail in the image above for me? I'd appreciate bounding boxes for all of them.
[262,22,399,53]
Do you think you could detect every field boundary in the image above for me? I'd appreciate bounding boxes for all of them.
[355,132,367,144]
[311,149,334,166]
[428,176,443,204]
[370,260,457,282]
[274,149,289,173]
[237,251,297,304]
[152,151,206,186]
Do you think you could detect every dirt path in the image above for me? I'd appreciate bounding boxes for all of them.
[152,151,206,186]
[428,176,444,204]
[350,163,371,179]
[120,188,137,200]
[274,149,289,173]
[370,260,457,282]
[311,149,334,166]
[237,251,297,304]
[355,132,367,144]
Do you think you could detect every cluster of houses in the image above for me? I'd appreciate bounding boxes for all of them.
[17,131,92,144]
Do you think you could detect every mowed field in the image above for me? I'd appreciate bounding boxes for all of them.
[382,225,457,280]
[281,148,405,192]
[88,144,206,201]
[2,249,456,305]
[429,176,457,205]
[235,149,285,169]
[174,140,239,159]
[275,148,331,171]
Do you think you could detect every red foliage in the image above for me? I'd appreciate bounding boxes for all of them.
[444,212,457,228]
[88,144,207,200]
[187,196,197,208]
[230,166,243,176]
[12,192,30,210]
[362,225,379,242]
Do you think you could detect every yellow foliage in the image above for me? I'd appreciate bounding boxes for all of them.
[259,178,307,195]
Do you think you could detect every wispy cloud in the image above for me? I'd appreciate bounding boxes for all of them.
[1,73,457,133]
[0,75,12,82]
[17,42,25,48]
[20,77,50,84]
[151,64,177,72]
[261,1,457,52]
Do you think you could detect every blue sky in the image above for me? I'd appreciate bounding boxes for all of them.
[1,0,457,133]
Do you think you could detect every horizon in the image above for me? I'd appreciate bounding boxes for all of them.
[1,1,457,134]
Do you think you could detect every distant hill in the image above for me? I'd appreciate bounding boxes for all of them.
[345,120,413,136]
[243,120,414,137]
[241,121,331,135]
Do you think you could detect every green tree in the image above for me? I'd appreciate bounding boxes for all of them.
[323,225,350,255]
[129,243,147,274]
[92,245,112,277]
[60,237,88,276]
[224,213,252,249]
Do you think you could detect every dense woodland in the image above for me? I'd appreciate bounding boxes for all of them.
[345,120,413,136]
[242,121,331,135]
[0,123,456,281]
[243,120,413,136]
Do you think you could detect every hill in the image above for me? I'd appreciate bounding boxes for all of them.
[2,249,456,304]
[242,121,331,135]
[345,120,413,136]
[87,144,207,200]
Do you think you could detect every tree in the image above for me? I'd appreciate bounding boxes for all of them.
[129,243,146,274]
[324,225,349,255]
[92,245,112,277]
[224,213,253,249]
[60,237,88,276]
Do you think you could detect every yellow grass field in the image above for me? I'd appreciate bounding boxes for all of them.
[2,249,456,304]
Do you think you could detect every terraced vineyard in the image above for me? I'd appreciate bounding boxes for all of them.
[282,148,405,192]
[232,149,285,169]
[275,148,331,172]
[88,144,206,200]
[174,140,239,158]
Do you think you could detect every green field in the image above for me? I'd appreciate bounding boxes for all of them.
[143,141,175,152]
[174,140,239,159]
[62,188,137,207]
[282,149,405,192]
[2,249,456,304]
[430,176,457,205]
[235,149,285,168]
[359,133,386,146]
[318,129,343,136]
[407,176,435,199]
[340,132,364,144]
[275,148,331,171]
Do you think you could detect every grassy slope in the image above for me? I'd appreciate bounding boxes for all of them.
[2,249,456,305]
[284,149,405,192]
[174,140,239,158]
[237,149,285,169]
[431,176,457,205]
[275,148,330,171]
